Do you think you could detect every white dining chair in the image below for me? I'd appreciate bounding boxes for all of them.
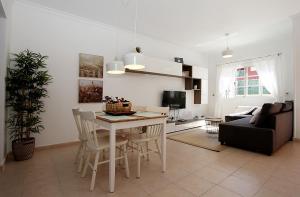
[131,124,163,178]
[130,106,168,178]
[72,108,87,173]
[79,111,130,191]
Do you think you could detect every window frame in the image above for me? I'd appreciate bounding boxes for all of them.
[235,66,271,97]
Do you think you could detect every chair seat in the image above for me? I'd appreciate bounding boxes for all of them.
[130,133,159,143]
[87,135,128,151]
[96,129,109,137]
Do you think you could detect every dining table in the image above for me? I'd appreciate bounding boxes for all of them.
[95,111,168,193]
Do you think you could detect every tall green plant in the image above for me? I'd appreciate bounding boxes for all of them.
[6,50,52,141]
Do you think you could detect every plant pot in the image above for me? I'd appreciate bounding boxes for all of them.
[12,137,35,161]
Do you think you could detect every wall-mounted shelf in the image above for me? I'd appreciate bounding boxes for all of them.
[125,69,193,79]
[194,89,201,104]
[125,63,204,104]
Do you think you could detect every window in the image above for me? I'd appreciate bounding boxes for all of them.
[235,66,270,96]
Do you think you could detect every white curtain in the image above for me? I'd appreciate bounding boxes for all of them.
[215,54,286,118]
[214,63,237,117]
[253,56,281,101]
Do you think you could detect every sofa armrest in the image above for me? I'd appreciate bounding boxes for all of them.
[219,123,274,155]
[273,111,293,150]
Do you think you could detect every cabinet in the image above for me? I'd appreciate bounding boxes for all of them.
[193,66,208,79]
[143,56,182,76]
[124,56,209,105]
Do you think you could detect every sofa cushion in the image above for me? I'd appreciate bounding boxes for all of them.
[271,103,284,114]
[255,103,283,127]
[281,101,293,112]
[222,116,255,128]
[225,115,252,122]
[250,111,261,124]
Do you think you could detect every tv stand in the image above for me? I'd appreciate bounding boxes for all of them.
[166,118,206,133]
[176,119,187,123]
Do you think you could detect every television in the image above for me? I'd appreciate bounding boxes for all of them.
[162,91,186,109]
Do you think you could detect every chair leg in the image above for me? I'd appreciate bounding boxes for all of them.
[137,144,141,178]
[102,149,106,160]
[146,142,150,161]
[74,142,82,164]
[90,152,100,191]
[119,147,123,167]
[155,140,162,160]
[77,143,85,173]
[123,144,130,178]
[140,145,145,159]
[81,151,91,178]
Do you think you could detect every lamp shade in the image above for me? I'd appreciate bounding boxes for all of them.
[106,60,125,74]
[222,48,233,58]
[123,52,145,70]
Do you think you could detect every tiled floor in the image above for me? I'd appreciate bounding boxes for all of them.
[1,138,300,197]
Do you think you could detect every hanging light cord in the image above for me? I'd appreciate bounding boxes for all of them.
[225,33,229,49]
[134,0,138,47]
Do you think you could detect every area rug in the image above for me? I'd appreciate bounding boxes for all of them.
[167,129,226,152]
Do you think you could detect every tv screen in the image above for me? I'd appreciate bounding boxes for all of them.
[162,91,186,109]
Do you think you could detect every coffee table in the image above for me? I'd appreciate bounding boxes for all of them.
[204,117,223,134]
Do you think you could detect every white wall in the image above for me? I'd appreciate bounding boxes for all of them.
[9,1,208,147]
[0,0,13,166]
[292,13,300,138]
[205,28,293,117]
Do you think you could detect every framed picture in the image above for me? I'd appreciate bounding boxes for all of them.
[79,79,103,103]
[79,53,103,78]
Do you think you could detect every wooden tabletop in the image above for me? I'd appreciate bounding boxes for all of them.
[95,111,168,123]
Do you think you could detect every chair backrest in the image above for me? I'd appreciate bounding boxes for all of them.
[72,108,84,140]
[146,124,163,139]
[79,111,99,149]
[146,106,169,116]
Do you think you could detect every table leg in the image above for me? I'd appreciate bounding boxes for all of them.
[161,119,166,172]
[109,125,116,193]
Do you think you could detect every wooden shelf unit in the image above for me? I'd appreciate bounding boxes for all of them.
[125,63,203,104]
[125,69,192,79]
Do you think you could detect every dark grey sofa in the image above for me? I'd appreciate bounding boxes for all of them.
[219,104,293,155]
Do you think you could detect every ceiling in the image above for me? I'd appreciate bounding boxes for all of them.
[21,0,300,51]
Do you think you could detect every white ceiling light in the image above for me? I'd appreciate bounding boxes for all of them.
[124,47,144,70]
[106,1,125,74]
[124,0,145,70]
[222,33,233,58]
[106,60,125,74]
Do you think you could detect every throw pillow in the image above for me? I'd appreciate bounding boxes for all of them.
[250,111,261,124]
[281,101,293,112]
[271,103,283,114]
[255,103,273,127]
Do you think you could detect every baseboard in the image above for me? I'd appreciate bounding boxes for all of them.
[35,141,80,151]
[293,138,300,142]
[3,140,80,166]
[0,158,6,172]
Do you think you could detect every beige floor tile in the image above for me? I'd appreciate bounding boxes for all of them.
[130,169,172,194]
[150,184,196,197]
[161,164,191,182]
[176,174,214,196]
[232,162,272,184]
[194,166,230,184]
[263,177,300,197]
[220,175,262,197]
[254,188,287,197]
[272,166,300,185]
[2,138,300,197]
[202,186,241,197]
[22,183,63,197]
[106,183,149,197]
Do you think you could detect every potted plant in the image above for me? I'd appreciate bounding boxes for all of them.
[6,50,52,161]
